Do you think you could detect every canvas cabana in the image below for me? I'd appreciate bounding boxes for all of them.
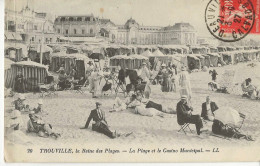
[5,61,48,91]
[110,54,148,70]
[4,43,28,62]
[187,55,201,70]
[207,53,221,67]
[4,58,14,89]
[129,54,149,69]
[28,45,53,65]
[202,54,211,67]
[220,52,234,65]
[110,55,134,69]
[232,51,244,64]
[196,54,206,67]
[50,52,91,78]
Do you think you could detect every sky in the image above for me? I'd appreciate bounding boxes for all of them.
[4,0,260,40]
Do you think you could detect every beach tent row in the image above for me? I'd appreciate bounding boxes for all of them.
[50,52,92,78]
[5,61,48,91]
[110,54,149,70]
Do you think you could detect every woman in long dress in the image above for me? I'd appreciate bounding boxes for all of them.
[179,66,192,104]
[161,65,173,92]
[89,68,102,98]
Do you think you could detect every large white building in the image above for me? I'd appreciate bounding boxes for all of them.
[54,16,197,45]
[5,5,59,44]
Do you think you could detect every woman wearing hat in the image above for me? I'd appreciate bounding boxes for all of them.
[89,67,103,98]
[179,66,192,105]
[138,62,150,83]
[161,64,174,92]
[13,94,26,111]
[14,70,25,93]
[27,113,60,139]
[58,69,68,90]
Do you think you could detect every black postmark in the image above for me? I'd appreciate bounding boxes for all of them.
[205,0,255,42]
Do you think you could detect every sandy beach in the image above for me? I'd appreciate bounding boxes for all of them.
[4,62,260,149]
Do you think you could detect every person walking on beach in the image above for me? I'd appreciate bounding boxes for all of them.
[179,66,192,105]
[80,102,118,138]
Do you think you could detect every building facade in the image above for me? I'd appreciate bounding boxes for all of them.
[5,6,59,44]
[54,15,197,45]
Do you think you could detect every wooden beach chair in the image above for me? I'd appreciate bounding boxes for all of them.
[178,123,193,135]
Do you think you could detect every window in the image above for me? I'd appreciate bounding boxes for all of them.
[46,38,48,42]
[31,37,34,41]
[90,28,93,34]
[50,38,52,42]
[34,25,37,30]
[69,17,74,21]
[58,29,60,33]
[65,29,68,34]
[85,17,90,21]
[60,17,65,21]
[74,29,77,34]
[82,29,85,34]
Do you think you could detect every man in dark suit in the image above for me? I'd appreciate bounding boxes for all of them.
[81,102,117,138]
[177,95,203,135]
[201,96,219,121]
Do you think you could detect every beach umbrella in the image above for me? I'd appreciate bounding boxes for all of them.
[89,53,105,60]
[214,107,240,127]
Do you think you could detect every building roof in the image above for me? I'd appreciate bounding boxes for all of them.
[163,22,195,31]
[124,18,139,28]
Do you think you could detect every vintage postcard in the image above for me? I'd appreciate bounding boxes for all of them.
[3,0,260,162]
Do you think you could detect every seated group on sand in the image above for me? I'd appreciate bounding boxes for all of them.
[7,91,254,141]
[7,94,61,139]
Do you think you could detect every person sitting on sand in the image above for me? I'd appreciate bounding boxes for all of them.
[13,94,28,111]
[33,100,46,114]
[241,78,259,99]
[81,102,118,138]
[201,96,219,121]
[110,94,175,117]
[177,95,203,135]
[27,112,60,139]
[212,119,254,141]
[6,110,23,131]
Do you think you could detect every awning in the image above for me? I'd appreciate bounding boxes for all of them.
[12,33,23,41]
[5,32,15,40]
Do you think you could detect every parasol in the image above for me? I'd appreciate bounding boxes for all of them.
[214,107,241,127]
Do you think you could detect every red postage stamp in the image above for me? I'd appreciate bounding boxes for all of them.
[205,0,260,42]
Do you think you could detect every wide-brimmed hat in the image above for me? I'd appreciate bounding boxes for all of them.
[11,110,21,119]
[142,62,147,65]
[18,94,26,100]
[161,64,166,67]
[181,95,188,99]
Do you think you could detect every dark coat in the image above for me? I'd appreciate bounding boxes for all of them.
[85,109,107,128]
[201,102,218,119]
[176,101,192,125]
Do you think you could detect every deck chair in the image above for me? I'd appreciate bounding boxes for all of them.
[38,76,58,97]
[74,78,86,94]
[178,123,193,134]
[111,73,126,97]
[237,113,246,130]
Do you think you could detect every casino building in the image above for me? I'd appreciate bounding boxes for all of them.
[54,15,197,45]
